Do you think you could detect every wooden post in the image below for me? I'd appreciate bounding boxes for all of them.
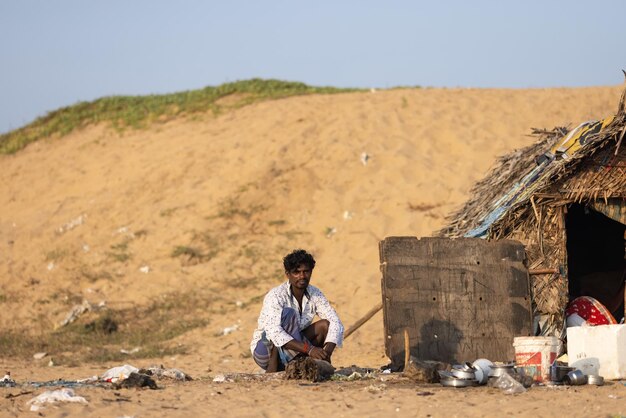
[404,328,410,370]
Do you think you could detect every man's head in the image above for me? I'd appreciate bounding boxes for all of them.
[283,249,316,272]
[283,249,316,291]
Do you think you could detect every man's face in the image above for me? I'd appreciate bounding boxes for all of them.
[286,263,312,290]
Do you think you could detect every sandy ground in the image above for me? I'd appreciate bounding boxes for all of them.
[1,85,625,416]
[2,365,626,417]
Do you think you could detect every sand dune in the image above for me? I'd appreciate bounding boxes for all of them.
[1,85,625,416]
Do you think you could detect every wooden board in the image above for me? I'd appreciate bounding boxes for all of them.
[379,236,532,369]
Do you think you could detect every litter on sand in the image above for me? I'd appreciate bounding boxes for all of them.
[27,388,88,411]
[101,364,139,383]
[1,372,16,387]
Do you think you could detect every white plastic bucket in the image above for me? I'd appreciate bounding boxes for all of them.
[513,336,559,382]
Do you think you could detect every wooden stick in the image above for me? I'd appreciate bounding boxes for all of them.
[528,268,559,275]
[343,302,383,340]
[404,329,410,371]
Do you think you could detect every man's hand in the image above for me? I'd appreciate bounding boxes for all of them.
[307,346,330,361]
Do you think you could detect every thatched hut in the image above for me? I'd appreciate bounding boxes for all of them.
[438,85,626,336]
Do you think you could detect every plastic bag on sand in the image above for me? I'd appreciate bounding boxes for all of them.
[101,364,139,383]
[1,373,16,387]
[27,388,88,411]
[145,365,191,381]
[494,372,526,394]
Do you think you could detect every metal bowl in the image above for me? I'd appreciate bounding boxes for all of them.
[437,370,455,380]
[439,377,479,388]
[451,368,476,380]
[587,375,604,386]
[489,363,516,377]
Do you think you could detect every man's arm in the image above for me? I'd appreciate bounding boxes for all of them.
[311,288,344,347]
[282,339,331,361]
[260,291,294,348]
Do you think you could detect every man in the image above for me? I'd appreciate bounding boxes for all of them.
[250,249,344,372]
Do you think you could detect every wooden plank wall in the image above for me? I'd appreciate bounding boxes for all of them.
[380,237,532,369]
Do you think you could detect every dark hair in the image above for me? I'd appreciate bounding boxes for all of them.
[283,249,316,272]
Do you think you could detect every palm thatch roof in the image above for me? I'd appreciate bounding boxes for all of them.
[439,85,626,239]
[436,83,626,334]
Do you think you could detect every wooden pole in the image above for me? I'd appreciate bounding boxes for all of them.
[404,328,410,371]
[528,268,560,275]
[343,302,383,340]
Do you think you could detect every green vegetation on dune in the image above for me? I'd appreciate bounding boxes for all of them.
[0,291,212,364]
[0,78,361,154]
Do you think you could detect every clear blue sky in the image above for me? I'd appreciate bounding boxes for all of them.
[1,0,625,134]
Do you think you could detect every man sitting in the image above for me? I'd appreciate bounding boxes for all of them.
[250,249,344,372]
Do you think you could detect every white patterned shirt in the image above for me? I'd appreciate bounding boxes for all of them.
[250,281,344,353]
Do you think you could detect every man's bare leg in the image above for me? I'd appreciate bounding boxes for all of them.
[303,319,336,362]
[267,345,279,373]
[303,319,329,346]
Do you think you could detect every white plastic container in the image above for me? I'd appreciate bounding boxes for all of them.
[567,324,626,380]
[513,336,559,382]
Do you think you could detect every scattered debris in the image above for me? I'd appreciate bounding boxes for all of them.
[493,372,527,394]
[1,372,16,387]
[33,352,47,360]
[220,323,240,336]
[47,262,54,271]
[4,390,34,399]
[325,227,337,238]
[285,357,335,382]
[212,374,228,383]
[57,214,86,234]
[120,347,141,355]
[102,365,139,383]
[360,152,370,165]
[141,365,192,381]
[332,371,375,381]
[211,372,285,383]
[27,379,105,389]
[112,372,157,390]
[333,366,377,381]
[27,388,88,411]
[57,300,93,328]
[403,357,449,383]
[343,210,353,220]
[138,265,150,273]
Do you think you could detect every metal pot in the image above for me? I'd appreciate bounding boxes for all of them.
[489,363,516,377]
[564,369,587,385]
